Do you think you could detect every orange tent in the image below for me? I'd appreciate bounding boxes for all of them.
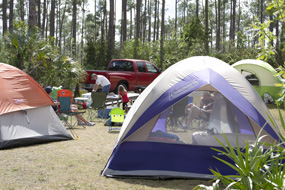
[0,63,54,115]
[0,63,72,149]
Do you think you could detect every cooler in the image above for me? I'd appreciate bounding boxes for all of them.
[74,97,89,109]
[81,92,92,107]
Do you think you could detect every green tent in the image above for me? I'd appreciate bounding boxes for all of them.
[232,59,283,102]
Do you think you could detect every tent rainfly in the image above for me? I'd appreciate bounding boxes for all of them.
[0,63,72,149]
[102,56,282,179]
[232,59,283,102]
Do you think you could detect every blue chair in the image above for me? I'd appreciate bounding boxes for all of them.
[57,89,86,129]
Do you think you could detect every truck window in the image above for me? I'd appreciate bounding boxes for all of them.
[109,61,134,71]
[146,62,158,73]
[125,62,134,71]
[137,62,146,72]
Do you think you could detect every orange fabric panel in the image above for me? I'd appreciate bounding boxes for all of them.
[0,63,54,115]
[57,89,73,100]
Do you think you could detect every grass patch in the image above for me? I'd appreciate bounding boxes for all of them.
[0,105,284,189]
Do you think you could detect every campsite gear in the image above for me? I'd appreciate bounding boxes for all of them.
[101,56,282,179]
[57,89,86,131]
[87,92,107,122]
[0,63,72,149]
[166,97,188,131]
[232,59,283,102]
[108,107,126,132]
[74,97,88,109]
[264,93,274,104]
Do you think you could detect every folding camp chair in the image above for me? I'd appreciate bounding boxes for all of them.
[108,107,126,132]
[57,89,86,129]
[87,92,107,122]
[166,96,189,131]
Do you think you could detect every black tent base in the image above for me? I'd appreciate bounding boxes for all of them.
[0,134,73,150]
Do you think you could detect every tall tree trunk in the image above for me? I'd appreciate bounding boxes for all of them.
[237,0,241,32]
[130,7,132,39]
[28,0,37,31]
[216,0,221,51]
[45,0,49,39]
[3,0,7,35]
[215,0,217,33]
[50,0,55,38]
[160,0,165,70]
[143,0,147,43]
[229,0,236,45]
[45,1,49,39]
[122,0,127,43]
[101,1,106,41]
[153,0,157,42]
[120,1,123,43]
[108,0,115,60]
[59,1,67,52]
[148,0,151,42]
[205,0,209,54]
[42,0,46,36]
[134,0,141,58]
[72,0,77,57]
[156,2,160,41]
[222,0,226,52]
[94,0,97,38]
[56,0,60,47]
[232,0,236,42]
[9,0,14,32]
[104,0,108,41]
[20,0,25,21]
[38,0,41,28]
[175,0,178,36]
[229,0,233,42]
[81,0,86,65]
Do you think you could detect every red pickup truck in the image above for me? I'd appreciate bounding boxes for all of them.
[81,59,162,93]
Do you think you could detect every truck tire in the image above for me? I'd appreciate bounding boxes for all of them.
[116,83,128,94]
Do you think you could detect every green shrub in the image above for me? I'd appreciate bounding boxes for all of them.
[195,111,285,190]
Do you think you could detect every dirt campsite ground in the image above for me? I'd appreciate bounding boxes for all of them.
[0,104,284,190]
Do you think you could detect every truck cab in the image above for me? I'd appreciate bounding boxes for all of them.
[82,59,161,93]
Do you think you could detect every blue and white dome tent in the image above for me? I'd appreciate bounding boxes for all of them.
[102,56,282,179]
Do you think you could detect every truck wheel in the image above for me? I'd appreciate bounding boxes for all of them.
[116,83,128,94]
